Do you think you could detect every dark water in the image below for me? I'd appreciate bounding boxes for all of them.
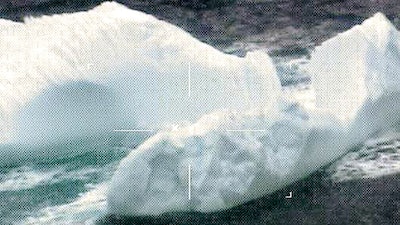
[97,171,400,225]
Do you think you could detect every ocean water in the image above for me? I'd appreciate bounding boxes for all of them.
[0,146,130,224]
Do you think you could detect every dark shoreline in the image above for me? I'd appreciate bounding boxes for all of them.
[97,171,400,225]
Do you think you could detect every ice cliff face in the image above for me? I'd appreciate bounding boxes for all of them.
[108,106,347,215]
[0,1,279,164]
[108,13,400,216]
[307,12,400,143]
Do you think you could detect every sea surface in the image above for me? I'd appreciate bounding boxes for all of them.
[0,146,129,224]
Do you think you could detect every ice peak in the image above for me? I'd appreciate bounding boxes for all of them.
[308,12,400,141]
[359,12,393,31]
[356,12,397,47]
[94,1,128,11]
[370,12,391,23]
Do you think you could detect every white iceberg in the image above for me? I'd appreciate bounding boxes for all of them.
[0,2,279,165]
[108,105,347,215]
[108,13,400,216]
[307,12,400,143]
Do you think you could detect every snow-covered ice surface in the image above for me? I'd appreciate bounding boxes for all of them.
[307,13,400,142]
[306,12,400,182]
[0,2,279,166]
[108,106,348,215]
[108,12,400,216]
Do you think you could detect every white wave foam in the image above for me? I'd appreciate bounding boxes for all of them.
[22,182,108,225]
[0,159,117,192]
[329,130,400,182]
[0,166,61,192]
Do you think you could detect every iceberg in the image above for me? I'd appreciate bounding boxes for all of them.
[307,12,400,143]
[108,106,347,215]
[108,13,400,216]
[0,2,279,165]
